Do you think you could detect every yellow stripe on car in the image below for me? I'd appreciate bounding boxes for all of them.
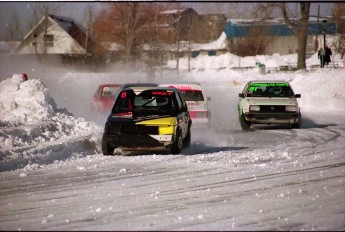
[136,117,176,135]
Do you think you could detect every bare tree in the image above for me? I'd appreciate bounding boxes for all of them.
[33,2,64,54]
[331,3,345,59]
[232,24,271,56]
[93,2,158,64]
[254,3,311,69]
[6,9,23,41]
[281,3,310,69]
[84,3,94,55]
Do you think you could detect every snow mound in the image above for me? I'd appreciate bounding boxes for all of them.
[0,74,57,123]
[0,75,102,172]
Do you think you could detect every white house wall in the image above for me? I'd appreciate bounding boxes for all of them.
[15,20,85,55]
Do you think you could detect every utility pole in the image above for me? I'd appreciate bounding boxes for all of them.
[315,4,320,52]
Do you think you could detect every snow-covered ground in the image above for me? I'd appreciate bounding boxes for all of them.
[0,52,344,230]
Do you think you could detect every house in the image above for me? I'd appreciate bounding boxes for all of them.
[11,14,95,57]
[153,8,227,60]
[224,18,337,57]
[157,8,226,44]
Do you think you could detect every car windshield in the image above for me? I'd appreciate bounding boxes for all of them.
[246,83,294,97]
[180,90,204,101]
[102,86,120,97]
[112,89,177,117]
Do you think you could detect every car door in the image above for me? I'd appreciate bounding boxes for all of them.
[175,92,189,138]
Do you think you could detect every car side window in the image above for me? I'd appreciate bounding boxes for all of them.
[177,92,188,111]
[94,87,101,98]
[243,83,250,95]
[174,92,183,111]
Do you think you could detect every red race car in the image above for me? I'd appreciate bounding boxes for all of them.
[91,84,122,113]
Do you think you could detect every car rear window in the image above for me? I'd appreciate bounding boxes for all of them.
[180,90,204,101]
[246,83,293,97]
[102,86,120,97]
[112,89,178,116]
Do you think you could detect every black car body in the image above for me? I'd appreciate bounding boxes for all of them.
[102,86,192,155]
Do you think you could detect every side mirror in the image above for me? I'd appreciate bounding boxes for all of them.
[239,93,245,98]
[207,96,211,101]
[295,94,301,98]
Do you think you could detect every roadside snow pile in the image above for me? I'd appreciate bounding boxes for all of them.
[0,74,57,123]
[0,75,102,172]
[290,69,345,114]
[168,51,344,70]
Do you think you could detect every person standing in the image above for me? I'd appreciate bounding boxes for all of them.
[318,47,325,68]
[324,45,332,66]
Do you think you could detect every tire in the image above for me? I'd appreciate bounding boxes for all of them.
[183,125,191,148]
[102,134,115,156]
[171,129,183,154]
[292,112,302,129]
[240,114,251,130]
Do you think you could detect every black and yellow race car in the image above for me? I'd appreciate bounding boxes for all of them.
[102,86,192,155]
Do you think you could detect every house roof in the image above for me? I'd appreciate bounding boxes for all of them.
[49,14,89,49]
[224,20,336,38]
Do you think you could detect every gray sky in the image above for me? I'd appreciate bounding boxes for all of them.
[0,2,335,41]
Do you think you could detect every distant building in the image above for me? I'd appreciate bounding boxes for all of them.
[224,19,337,57]
[157,8,226,44]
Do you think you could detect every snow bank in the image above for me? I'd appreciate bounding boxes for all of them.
[167,51,344,70]
[0,75,102,172]
[0,74,57,123]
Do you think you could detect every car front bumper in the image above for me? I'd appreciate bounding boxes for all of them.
[244,112,300,124]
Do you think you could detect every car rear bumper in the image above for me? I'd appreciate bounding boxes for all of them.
[191,118,210,128]
[244,112,299,124]
[104,133,174,148]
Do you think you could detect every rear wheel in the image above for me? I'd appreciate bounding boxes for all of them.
[240,114,251,130]
[102,134,115,156]
[183,125,191,148]
[171,129,183,154]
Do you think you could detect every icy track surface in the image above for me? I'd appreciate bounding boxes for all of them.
[1,65,345,230]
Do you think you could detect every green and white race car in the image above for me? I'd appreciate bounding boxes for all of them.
[238,80,302,130]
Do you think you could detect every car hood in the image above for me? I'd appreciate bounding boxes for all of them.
[246,97,298,106]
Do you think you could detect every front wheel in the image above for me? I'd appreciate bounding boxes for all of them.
[240,114,251,130]
[292,113,302,129]
[102,134,115,156]
[171,129,183,154]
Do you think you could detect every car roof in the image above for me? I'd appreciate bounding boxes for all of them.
[99,84,122,88]
[248,80,289,84]
[123,86,179,93]
[159,82,203,91]
[121,83,158,89]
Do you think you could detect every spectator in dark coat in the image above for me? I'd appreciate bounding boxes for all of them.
[324,45,332,65]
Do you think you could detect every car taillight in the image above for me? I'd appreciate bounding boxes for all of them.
[190,111,208,118]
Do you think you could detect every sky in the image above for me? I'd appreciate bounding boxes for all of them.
[0,2,335,40]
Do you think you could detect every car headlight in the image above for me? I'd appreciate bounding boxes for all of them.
[249,105,260,111]
[286,105,298,111]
